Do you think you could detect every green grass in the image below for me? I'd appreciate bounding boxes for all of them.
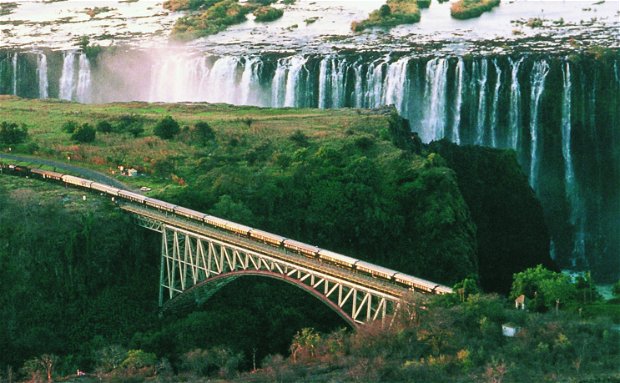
[0,96,391,194]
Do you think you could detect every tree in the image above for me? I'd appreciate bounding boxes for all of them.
[96,120,113,133]
[61,120,79,133]
[71,123,96,143]
[193,121,215,145]
[153,116,180,140]
[21,354,57,383]
[0,121,28,145]
[510,265,577,312]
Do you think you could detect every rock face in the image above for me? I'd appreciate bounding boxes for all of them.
[429,140,555,293]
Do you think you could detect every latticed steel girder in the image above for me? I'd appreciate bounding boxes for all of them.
[159,224,401,326]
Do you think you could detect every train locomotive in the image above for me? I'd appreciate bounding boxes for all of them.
[0,162,453,295]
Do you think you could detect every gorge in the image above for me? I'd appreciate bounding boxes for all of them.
[1,47,618,281]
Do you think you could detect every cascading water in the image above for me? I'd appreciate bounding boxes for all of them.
[421,58,449,143]
[271,58,288,107]
[490,59,502,147]
[2,49,618,279]
[451,58,465,145]
[561,61,586,268]
[12,52,17,95]
[284,56,307,108]
[76,53,91,103]
[317,57,329,108]
[240,56,261,106]
[59,51,76,101]
[475,58,488,145]
[364,56,388,108]
[36,52,48,99]
[528,60,550,190]
[383,57,410,113]
[508,57,524,150]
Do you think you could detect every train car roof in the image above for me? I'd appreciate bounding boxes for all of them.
[355,260,398,276]
[317,249,358,263]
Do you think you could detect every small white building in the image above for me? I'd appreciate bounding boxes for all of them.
[502,323,521,337]
[127,168,138,177]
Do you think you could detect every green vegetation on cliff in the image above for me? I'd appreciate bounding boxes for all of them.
[351,0,421,32]
[450,0,500,20]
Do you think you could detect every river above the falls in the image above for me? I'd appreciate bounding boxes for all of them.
[0,0,618,54]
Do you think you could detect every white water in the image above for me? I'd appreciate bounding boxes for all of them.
[59,51,76,101]
[12,53,17,95]
[364,56,388,108]
[422,58,449,143]
[451,58,465,145]
[490,59,502,147]
[383,57,410,113]
[352,60,364,109]
[331,58,347,108]
[284,56,308,107]
[36,52,48,99]
[318,57,329,109]
[528,60,550,189]
[508,57,524,150]
[76,54,91,103]
[271,58,287,107]
[475,59,488,145]
[240,57,261,106]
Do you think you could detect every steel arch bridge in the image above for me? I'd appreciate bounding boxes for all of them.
[120,203,445,327]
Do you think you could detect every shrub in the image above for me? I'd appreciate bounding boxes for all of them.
[62,120,79,133]
[253,5,283,22]
[0,121,28,145]
[71,123,96,143]
[450,0,500,20]
[193,121,215,145]
[154,116,180,140]
[96,120,113,133]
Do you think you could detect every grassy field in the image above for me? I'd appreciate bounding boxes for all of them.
[0,96,391,193]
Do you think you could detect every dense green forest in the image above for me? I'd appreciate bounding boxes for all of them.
[0,99,597,382]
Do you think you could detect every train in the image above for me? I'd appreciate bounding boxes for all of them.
[0,162,453,295]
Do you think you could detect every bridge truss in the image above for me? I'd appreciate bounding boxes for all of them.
[128,208,405,326]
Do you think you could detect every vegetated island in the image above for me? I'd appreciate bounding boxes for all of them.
[451,0,500,20]
[166,0,289,40]
[352,0,427,32]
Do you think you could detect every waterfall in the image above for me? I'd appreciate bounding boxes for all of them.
[12,52,18,95]
[331,58,347,108]
[352,60,364,108]
[76,54,91,103]
[364,56,387,108]
[451,58,465,145]
[36,52,49,99]
[490,59,502,147]
[318,57,329,108]
[383,57,410,112]
[528,59,550,189]
[561,61,586,267]
[271,58,287,107]
[240,56,261,106]
[59,51,76,101]
[421,58,449,142]
[284,56,307,108]
[508,57,524,149]
[475,58,488,145]
[208,56,239,104]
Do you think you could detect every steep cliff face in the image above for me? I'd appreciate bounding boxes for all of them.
[429,140,554,294]
[1,49,617,280]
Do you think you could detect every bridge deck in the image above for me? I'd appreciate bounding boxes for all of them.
[120,203,410,299]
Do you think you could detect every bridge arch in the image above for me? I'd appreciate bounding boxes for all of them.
[164,271,358,328]
[151,222,402,325]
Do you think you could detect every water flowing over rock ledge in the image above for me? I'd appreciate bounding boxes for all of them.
[1,48,619,282]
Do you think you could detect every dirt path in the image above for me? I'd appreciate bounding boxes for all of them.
[0,153,130,189]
